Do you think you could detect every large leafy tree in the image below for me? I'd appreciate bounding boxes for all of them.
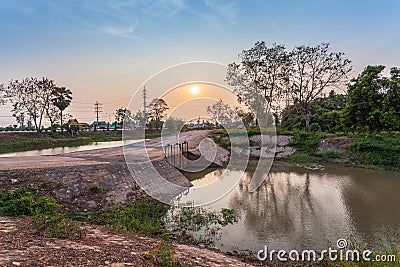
[52,87,72,133]
[226,42,290,123]
[343,65,385,133]
[344,65,400,133]
[288,43,352,132]
[383,67,400,131]
[149,98,169,130]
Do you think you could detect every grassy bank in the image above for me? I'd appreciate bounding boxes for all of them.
[286,131,400,171]
[0,187,237,265]
[209,128,400,171]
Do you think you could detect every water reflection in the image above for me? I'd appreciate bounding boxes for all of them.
[198,161,400,252]
[0,139,143,157]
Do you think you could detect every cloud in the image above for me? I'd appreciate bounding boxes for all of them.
[101,19,140,40]
[203,0,237,24]
[141,0,186,17]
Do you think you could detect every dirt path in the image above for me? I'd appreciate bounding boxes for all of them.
[0,131,214,211]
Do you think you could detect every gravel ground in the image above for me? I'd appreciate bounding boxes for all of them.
[0,217,255,267]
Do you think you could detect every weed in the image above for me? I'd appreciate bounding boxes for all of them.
[89,184,101,193]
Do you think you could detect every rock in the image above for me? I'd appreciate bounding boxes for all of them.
[275,146,296,159]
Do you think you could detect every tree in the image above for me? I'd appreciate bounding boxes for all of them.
[149,98,169,130]
[164,117,185,138]
[235,107,255,126]
[383,67,400,131]
[133,110,148,128]
[52,87,72,133]
[343,65,385,133]
[206,99,238,127]
[226,42,290,121]
[45,104,60,133]
[4,77,55,133]
[115,107,132,125]
[288,43,352,132]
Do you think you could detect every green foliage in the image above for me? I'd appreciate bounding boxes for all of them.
[316,150,343,160]
[343,65,400,133]
[281,90,347,133]
[0,188,36,217]
[166,207,238,246]
[310,122,321,132]
[90,184,101,193]
[349,133,400,171]
[33,196,76,238]
[145,234,184,267]
[93,199,168,236]
[289,132,327,153]
[0,188,77,238]
[286,153,314,164]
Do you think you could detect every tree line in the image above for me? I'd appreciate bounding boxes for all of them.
[0,78,72,133]
[226,41,399,134]
[226,42,352,132]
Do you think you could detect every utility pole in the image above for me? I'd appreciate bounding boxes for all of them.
[94,101,102,131]
[142,86,147,113]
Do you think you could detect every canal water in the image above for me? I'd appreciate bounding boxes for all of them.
[190,161,400,253]
[0,140,143,157]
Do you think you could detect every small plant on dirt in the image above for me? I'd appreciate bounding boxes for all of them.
[33,196,78,238]
[90,184,101,193]
[146,233,184,267]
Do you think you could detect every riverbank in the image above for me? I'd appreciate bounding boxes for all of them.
[0,130,255,266]
[209,128,400,172]
[283,131,400,171]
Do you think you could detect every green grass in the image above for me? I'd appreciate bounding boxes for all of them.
[348,133,400,171]
[316,149,344,160]
[286,153,315,164]
[288,131,328,154]
[0,188,77,238]
[86,198,169,236]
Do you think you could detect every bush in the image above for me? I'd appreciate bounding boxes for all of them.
[289,132,327,153]
[0,188,35,217]
[310,123,322,132]
[349,134,400,171]
[33,196,77,238]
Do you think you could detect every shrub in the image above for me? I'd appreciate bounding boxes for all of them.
[310,123,322,132]
[289,132,327,153]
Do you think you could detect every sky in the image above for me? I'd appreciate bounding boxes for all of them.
[0,0,400,126]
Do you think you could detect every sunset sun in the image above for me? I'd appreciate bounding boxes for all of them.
[190,86,200,95]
